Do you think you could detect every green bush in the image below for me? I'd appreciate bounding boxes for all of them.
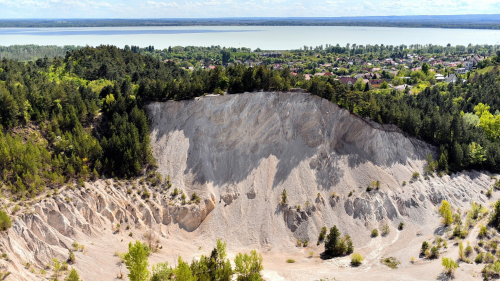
[479,224,488,238]
[281,189,287,205]
[465,245,473,256]
[421,241,430,254]
[489,199,500,230]
[67,249,76,264]
[429,246,439,259]
[286,259,295,263]
[380,257,400,269]
[441,257,458,275]
[476,252,484,263]
[485,252,496,263]
[0,211,12,231]
[486,187,493,198]
[398,222,404,230]
[381,224,390,236]
[317,226,327,245]
[351,253,363,266]
[371,229,379,237]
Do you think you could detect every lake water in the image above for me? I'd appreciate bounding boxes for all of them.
[0,26,499,50]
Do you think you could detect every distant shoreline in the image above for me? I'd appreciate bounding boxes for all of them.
[2,15,500,30]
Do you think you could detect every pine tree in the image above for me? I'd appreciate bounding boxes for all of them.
[324,225,340,256]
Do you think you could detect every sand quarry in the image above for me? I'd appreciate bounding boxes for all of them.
[0,91,497,280]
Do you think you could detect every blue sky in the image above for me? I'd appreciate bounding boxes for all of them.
[0,0,499,18]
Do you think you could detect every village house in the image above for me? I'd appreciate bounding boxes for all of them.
[435,74,445,82]
[369,79,385,88]
[339,77,357,85]
[444,74,458,83]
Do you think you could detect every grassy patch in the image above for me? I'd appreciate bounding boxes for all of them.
[286,259,295,263]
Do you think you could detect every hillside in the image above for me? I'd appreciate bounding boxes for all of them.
[0,91,496,280]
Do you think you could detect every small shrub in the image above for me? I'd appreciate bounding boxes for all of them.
[412,172,420,179]
[453,224,468,238]
[398,222,404,230]
[479,224,488,238]
[465,245,473,256]
[402,181,407,186]
[281,189,287,205]
[421,241,430,254]
[475,252,484,263]
[61,261,69,271]
[67,249,76,264]
[442,257,458,276]
[0,211,12,231]
[191,192,201,204]
[308,251,314,258]
[296,239,302,247]
[380,257,400,269]
[381,224,390,236]
[351,253,364,266]
[371,229,379,237]
[303,240,309,247]
[129,232,133,237]
[429,246,439,259]
[286,259,295,263]
[171,188,179,197]
[485,252,495,263]
[317,226,327,244]
[487,187,493,198]
[410,256,415,264]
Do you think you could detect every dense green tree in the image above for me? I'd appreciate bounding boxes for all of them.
[234,250,263,281]
[324,225,341,256]
[175,257,195,281]
[151,262,172,281]
[439,200,453,226]
[124,241,150,281]
[0,211,11,231]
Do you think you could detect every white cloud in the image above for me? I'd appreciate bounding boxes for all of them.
[263,0,286,4]
[146,0,179,7]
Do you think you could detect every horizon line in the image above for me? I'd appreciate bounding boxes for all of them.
[2,14,500,20]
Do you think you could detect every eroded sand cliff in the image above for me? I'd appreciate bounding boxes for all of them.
[0,92,495,280]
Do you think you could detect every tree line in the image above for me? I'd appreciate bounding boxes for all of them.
[1,45,500,199]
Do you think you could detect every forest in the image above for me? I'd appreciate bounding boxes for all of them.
[1,45,500,199]
[0,45,81,61]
